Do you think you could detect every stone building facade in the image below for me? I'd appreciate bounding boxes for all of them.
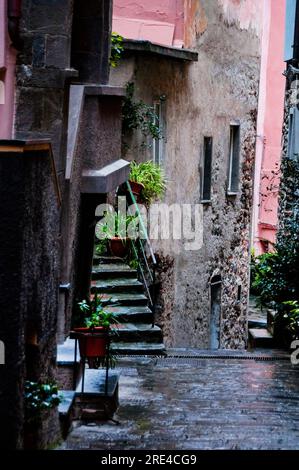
[111,0,263,349]
[0,0,129,449]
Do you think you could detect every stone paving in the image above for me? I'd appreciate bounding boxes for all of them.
[60,353,299,450]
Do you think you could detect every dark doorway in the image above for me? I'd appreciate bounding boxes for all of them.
[210,276,222,349]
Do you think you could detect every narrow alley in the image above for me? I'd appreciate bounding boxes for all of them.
[1,0,299,459]
[60,353,299,450]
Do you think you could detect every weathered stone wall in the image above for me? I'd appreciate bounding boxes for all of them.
[1,0,119,449]
[0,150,60,449]
[15,0,74,184]
[111,0,261,348]
[1,0,78,448]
[277,81,299,240]
[61,93,123,335]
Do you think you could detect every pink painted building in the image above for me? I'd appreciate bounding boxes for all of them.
[113,0,185,47]
[253,0,286,254]
[0,0,16,139]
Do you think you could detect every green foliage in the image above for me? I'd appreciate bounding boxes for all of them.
[252,211,299,341]
[95,211,139,240]
[129,160,166,205]
[122,82,162,145]
[283,300,299,338]
[95,239,107,256]
[78,293,117,329]
[25,381,62,422]
[252,216,299,308]
[110,32,124,68]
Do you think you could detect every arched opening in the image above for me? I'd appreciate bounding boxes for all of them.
[210,274,222,349]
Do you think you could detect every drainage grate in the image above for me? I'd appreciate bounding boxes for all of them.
[117,353,290,362]
[157,355,290,364]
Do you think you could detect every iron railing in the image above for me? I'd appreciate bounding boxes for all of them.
[125,181,157,326]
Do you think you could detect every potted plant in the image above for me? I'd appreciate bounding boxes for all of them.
[73,293,118,364]
[24,380,62,449]
[96,211,138,258]
[128,161,166,205]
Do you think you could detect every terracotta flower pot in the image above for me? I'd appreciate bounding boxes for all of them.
[128,180,144,203]
[73,327,108,357]
[109,237,129,258]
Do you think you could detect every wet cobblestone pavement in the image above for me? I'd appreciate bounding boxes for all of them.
[60,354,299,450]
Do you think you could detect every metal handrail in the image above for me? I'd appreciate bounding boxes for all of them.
[126,181,157,266]
[125,181,157,324]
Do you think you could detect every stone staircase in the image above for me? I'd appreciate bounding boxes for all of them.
[91,255,165,355]
[248,296,275,349]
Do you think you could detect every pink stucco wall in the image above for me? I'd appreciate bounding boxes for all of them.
[253,0,286,254]
[113,0,184,47]
[0,0,16,139]
[218,0,264,36]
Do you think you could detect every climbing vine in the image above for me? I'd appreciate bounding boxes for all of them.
[122,82,162,150]
[110,32,124,68]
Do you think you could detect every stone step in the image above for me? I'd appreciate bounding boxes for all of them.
[93,255,124,264]
[111,323,163,343]
[248,318,267,329]
[58,390,76,439]
[92,263,137,279]
[111,341,166,355]
[75,370,119,420]
[105,305,153,322]
[100,292,148,306]
[91,278,143,293]
[57,338,82,390]
[248,328,274,349]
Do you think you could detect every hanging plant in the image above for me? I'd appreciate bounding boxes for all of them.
[122,82,162,149]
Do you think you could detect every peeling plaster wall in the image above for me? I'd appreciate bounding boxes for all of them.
[218,0,264,36]
[113,0,184,47]
[112,0,261,349]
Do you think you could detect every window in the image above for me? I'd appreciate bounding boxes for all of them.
[201,137,213,202]
[237,285,242,301]
[227,124,240,194]
[287,107,299,160]
[153,98,166,165]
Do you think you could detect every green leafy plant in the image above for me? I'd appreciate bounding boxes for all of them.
[122,82,162,147]
[78,293,118,329]
[95,239,107,256]
[24,381,62,422]
[76,294,118,368]
[110,32,124,68]
[95,211,139,241]
[282,300,299,339]
[251,210,299,344]
[129,161,166,205]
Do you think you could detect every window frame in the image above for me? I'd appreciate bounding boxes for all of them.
[152,98,166,166]
[201,136,213,203]
[227,124,241,195]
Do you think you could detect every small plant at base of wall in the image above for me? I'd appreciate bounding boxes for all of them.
[24,381,62,422]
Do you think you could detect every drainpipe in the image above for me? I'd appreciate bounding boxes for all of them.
[7,0,23,50]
